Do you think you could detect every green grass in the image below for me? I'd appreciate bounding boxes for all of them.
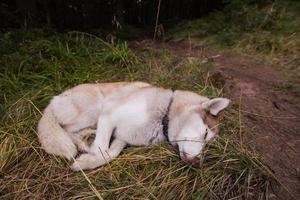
[167,0,300,71]
[0,29,275,199]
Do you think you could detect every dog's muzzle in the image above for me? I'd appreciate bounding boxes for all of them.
[181,152,203,168]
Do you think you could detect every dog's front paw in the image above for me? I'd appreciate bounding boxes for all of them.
[70,153,99,171]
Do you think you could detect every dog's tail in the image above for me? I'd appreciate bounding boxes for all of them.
[38,105,77,160]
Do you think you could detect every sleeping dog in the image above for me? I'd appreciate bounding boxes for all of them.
[38,82,230,171]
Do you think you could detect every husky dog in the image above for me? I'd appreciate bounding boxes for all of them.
[38,82,230,171]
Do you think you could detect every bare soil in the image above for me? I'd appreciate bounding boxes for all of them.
[132,40,300,200]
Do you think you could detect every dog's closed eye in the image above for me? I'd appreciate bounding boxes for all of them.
[204,129,208,140]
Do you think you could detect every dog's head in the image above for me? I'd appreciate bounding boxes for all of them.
[175,98,230,167]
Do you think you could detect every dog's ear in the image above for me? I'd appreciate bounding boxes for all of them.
[202,98,230,116]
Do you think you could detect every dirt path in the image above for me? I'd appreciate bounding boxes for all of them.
[132,40,300,199]
[210,52,300,200]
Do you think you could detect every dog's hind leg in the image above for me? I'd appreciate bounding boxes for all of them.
[70,139,127,171]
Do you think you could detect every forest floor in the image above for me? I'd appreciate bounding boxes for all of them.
[131,40,300,199]
[1,30,278,200]
[1,29,298,199]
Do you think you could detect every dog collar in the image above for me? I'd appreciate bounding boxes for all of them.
[162,91,174,142]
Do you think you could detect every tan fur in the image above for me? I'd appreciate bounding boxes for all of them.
[197,109,220,133]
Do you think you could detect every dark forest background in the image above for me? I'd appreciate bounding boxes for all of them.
[1,0,270,30]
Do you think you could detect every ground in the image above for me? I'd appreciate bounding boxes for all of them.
[1,31,297,199]
[132,40,300,199]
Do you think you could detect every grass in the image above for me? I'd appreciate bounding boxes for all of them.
[167,0,300,72]
[0,29,276,199]
[167,0,300,99]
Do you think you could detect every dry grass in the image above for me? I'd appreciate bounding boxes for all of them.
[0,29,276,199]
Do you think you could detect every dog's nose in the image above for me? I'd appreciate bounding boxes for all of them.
[181,153,202,168]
